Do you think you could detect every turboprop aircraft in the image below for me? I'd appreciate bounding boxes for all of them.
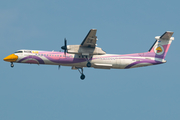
[3,29,174,80]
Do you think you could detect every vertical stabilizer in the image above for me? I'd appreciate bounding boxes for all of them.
[148,31,174,59]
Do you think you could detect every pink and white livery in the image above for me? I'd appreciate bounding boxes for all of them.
[3,29,174,80]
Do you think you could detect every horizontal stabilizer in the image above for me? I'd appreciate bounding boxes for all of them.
[160,31,174,40]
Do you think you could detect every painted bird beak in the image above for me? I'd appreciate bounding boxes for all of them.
[3,54,18,62]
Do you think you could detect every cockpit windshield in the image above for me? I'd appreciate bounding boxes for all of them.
[14,51,23,53]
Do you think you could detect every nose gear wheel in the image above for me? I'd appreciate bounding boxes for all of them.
[11,62,14,68]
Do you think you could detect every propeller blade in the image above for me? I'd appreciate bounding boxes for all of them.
[65,38,67,48]
[61,38,67,56]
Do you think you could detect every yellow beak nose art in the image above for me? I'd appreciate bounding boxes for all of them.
[156,47,162,53]
[3,54,18,62]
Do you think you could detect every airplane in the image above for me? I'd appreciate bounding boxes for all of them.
[3,29,174,80]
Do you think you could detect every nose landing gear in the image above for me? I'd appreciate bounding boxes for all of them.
[11,62,14,68]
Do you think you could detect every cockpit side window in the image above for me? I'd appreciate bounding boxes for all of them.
[14,51,23,53]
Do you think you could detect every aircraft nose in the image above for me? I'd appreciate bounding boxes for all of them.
[3,54,18,62]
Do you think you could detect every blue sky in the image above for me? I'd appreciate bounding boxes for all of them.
[1,0,180,120]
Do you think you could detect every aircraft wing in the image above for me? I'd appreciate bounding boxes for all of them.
[81,29,97,48]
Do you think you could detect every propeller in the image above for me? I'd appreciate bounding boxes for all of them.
[61,38,67,56]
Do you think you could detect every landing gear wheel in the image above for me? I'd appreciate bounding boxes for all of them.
[80,74,85,80]
[77,67,86,80]
[11,62,14,68]
[86,62,91,67]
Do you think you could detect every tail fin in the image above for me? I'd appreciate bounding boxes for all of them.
[148,31,174,59]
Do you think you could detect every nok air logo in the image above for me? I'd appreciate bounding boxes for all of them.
[154,45,164,55]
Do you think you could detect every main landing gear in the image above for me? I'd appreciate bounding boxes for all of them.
[83,56,92,68]
[77,68,85,80]
[11,62,14,68]
[86,62,91,67]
